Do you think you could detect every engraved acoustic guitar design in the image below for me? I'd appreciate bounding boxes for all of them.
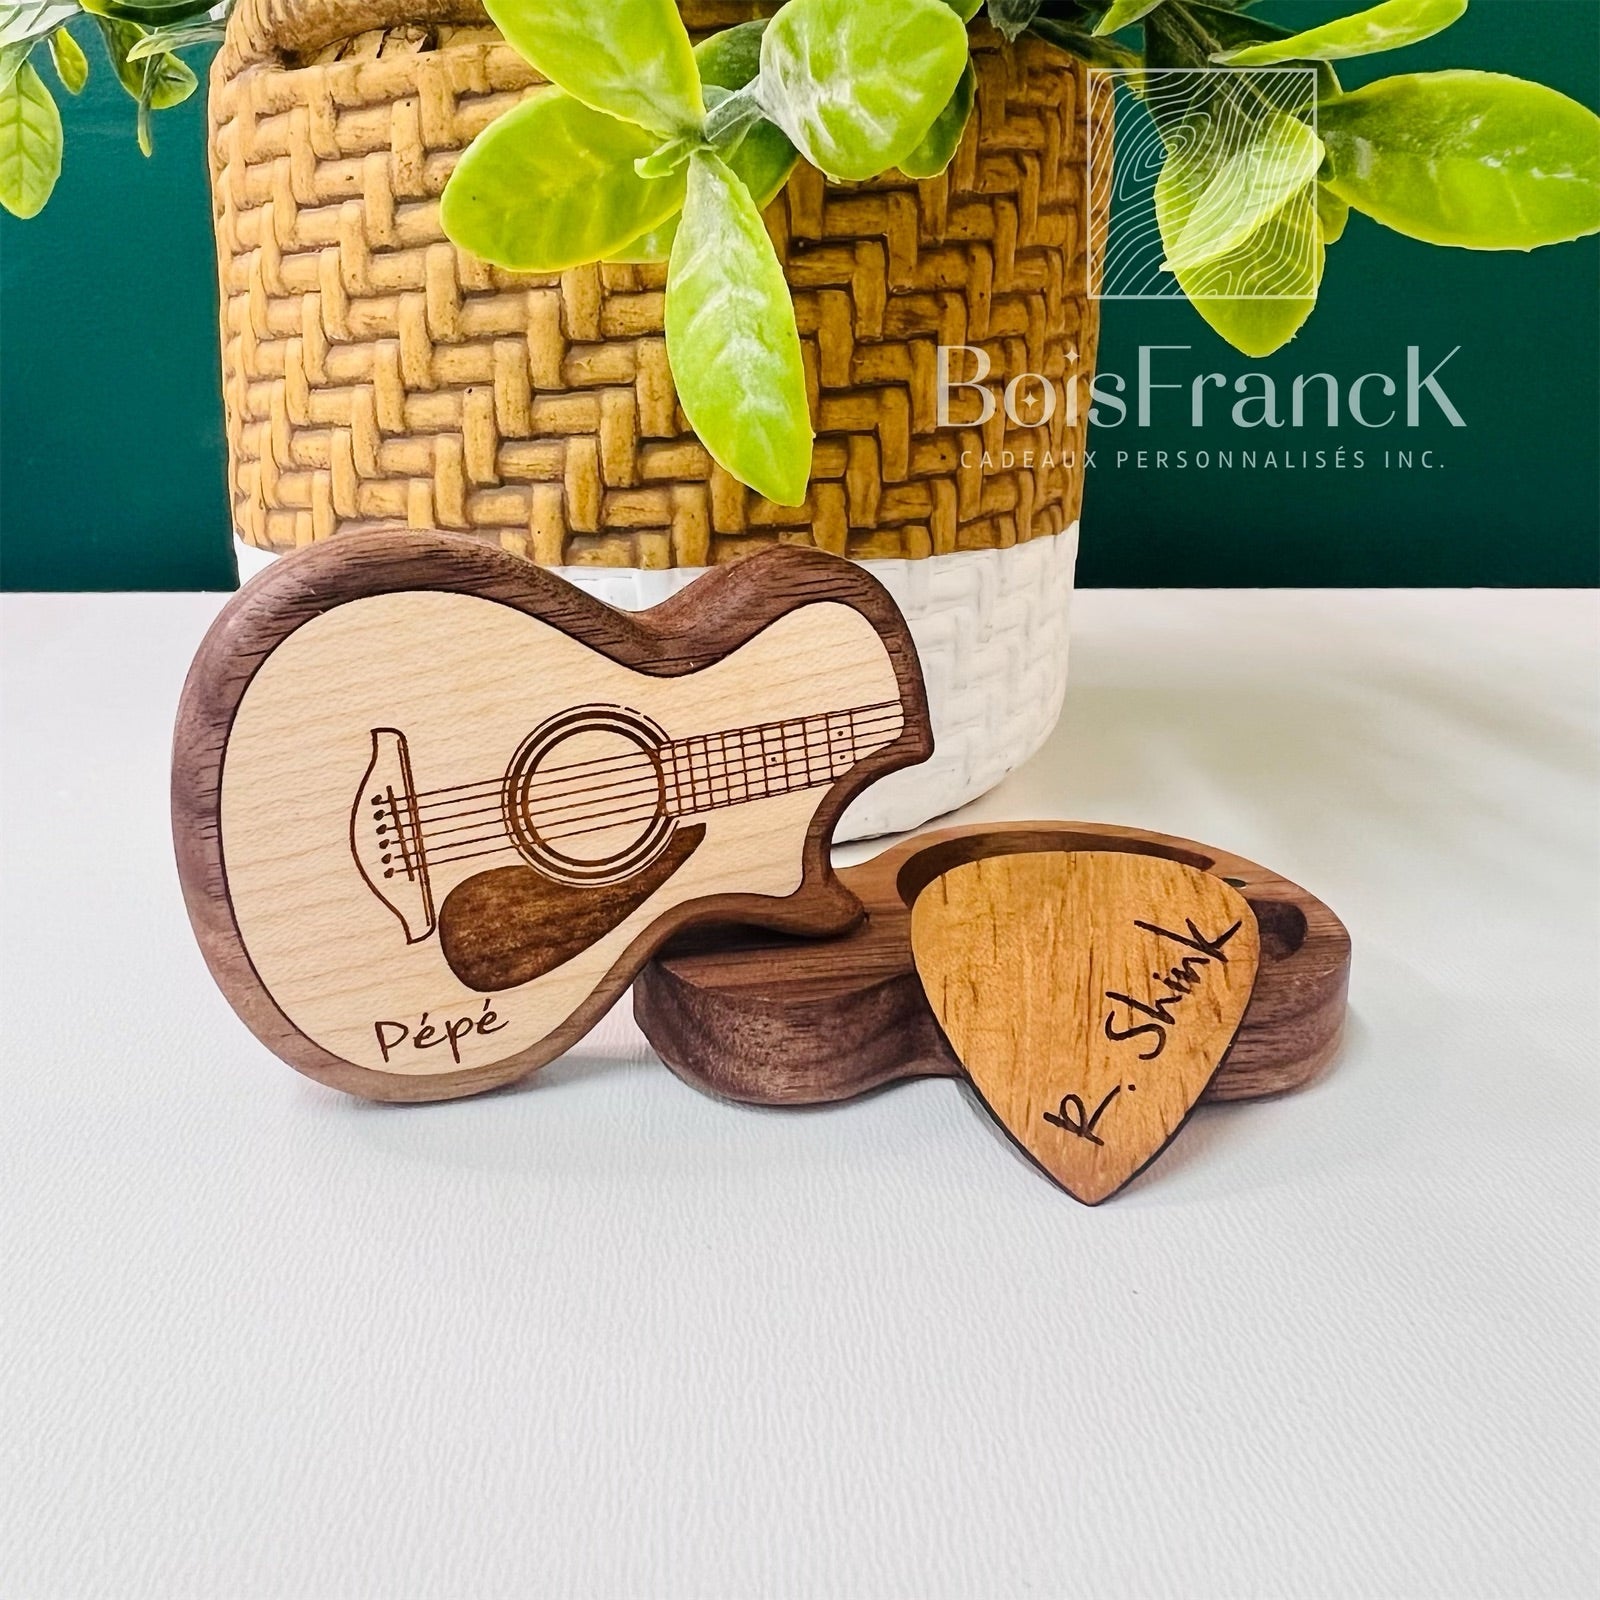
[173,533,931,1102]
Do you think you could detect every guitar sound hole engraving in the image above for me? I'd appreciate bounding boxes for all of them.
[501,706,674,887]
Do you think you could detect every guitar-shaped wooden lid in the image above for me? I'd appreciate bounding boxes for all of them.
[173,531,931,1100]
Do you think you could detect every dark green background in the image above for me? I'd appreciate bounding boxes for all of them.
[2,0,1596,590]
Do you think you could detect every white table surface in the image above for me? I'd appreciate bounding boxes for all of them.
[2,586,1596,1600]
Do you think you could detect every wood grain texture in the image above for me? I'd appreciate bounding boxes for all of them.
[912,852,1259,1204]
[172,530,931,1101]
[633,820,1351,1107]
[437,827,707,991]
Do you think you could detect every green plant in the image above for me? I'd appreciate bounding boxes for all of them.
[443,0,974,504]
[10,0,1593,507]
[0,0,229,217]
[439,0,1600,502]
[1080,0,1600,356]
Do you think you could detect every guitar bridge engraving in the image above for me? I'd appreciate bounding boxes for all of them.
[352,728,435,943]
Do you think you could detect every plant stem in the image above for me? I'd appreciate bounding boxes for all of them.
[703,86,763,152]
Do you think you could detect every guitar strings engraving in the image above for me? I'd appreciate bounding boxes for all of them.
[352,700,905,980]
[368,716,902,849]
[413,707,904,848]
[352,729,436,942]
[364,704,903,871]
[401,702,904,815]
[418,710,904,865]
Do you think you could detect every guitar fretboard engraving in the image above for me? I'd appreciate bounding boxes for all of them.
[661,704,899,818]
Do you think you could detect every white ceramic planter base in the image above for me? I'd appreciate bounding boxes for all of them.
[235,525,1078,841]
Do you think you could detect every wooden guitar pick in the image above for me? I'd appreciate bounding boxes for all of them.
[633,821,1351,1135]
[911,851,1259,1202]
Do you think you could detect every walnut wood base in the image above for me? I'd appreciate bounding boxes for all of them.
[633,821,1351,1107]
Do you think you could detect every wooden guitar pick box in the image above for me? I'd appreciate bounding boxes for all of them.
[173,531,1350,1200]
[635,820,1350,1108]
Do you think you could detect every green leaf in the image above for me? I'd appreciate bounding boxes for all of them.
[0,1,77,51]
[946,0,983,20]
[124,17,226,58]
[724,119,798,208]
[94,16,195,109]
[136,51,152,148]
[702,78,795,202]
[610,119,796,262]
[92,14,194,154]
[986,0,1040,40]
[604,217,676,265]
[1163,108,1324,270]
[694,19,767,91]
[694,31,797,195]
[899,59,973,180]
[666,150,811,506]
[134,43,164,151]
[1095,0,1166,37]
[0,57,60,216]
[1027,17,1140,69]
[47,22,84,91]
[1185,2,1343,96]
[1320,71,1600,249]
[695,32,776,148]
[1214,0,1465,65]
[757,0,968,182]
[482,0,701,137]
[1315,182,1349,243]
[635,127,698,180]
[141,45,192,107]
[79,0,223,23]
[1184,3,1287,45]
[442,87,686,271]
[1156,151,1323,357]
[609,40,799,267]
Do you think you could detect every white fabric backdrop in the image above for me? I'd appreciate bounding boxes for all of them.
[3,588,1595,1599]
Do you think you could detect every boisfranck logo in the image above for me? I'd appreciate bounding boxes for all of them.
[938,343,1466,474]
[936,57,1465,474]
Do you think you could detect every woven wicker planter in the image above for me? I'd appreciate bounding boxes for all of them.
[210,0,1104,834]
